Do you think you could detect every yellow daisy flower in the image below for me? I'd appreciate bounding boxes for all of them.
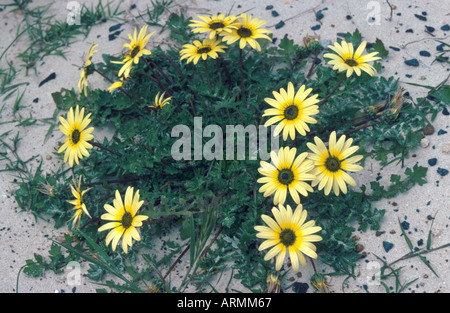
[108,78,124,93]
[78,43,98,97]
[220,13,272,51]
[254,204,322,272]
[98,187,149,254]
[179,38,227,65]
[58,105,94,168]
[306,131,363,196]
[257,147,316,205]
[263,82,320,141]
[149,91,171,110]
[112,25,154,78]
[189,13,237,39]
[67,175,91,229]
[323,40,381,77]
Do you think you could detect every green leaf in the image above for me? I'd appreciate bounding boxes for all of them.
[371,38,389,58]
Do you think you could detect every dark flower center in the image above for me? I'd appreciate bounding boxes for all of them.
[237,27,252,38]
[284,104,299,120]
[278,168,294,185]
[279,228,296,246]
[197,46,212,54]
[325,156,341,172]
[344,58,358,67]
[71,129,81,144]
[130,46,141,59]
[121,211,133,229]
[209,21,225,30]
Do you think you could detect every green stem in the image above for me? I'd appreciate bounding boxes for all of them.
[318,74,346,107]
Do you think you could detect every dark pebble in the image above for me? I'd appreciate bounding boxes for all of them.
[401,221,410,230]
[271,10,279,17]
[346,15,352,20]
[265,5,274,10]
[32,97,39,103]
[275,21,285,29]
[414,14,427,21]
[292,282,309,293]
[441,24,450,31]
[108,30,122,41]
[337,32,346,38]
[405,74,413,78]
[129,4,136,10]
[316,10,324,20]
[311,24,321,31]
[419,50,431,57]
[442,107,449,115]
[389,46,400,51]
[424,124,434,135]
[417,239,424,246]
[428,158,437,166]
[437,43,445,52]
[405,59,419,67]
[383,241,394,253]
[437,168,449,176]
[38,72,56,87]
[109,23,123,32]
[438,129,448,135]
[425,26,435,32]
[406,28,414,33]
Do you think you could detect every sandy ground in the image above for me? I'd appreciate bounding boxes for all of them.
[0,0,448,293]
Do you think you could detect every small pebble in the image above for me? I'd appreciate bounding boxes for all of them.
[441,24,450,31]
[271,10,279,17]
[355,244,364,253]
[389,46,400,51]
[427,158,437,166]
[437,43,445,52]
[405,59,419,66]
[38,72,56,87]
[437,129,447,135]
[442,108,449,115]
[383,241,394,252]
[420,138,430,148]
[417,239,424,246]
[292,282,309,293]
[437,168,449,176]
[316,10,324,20]
[423,124,434,135]
[406,28,414,33]
[108,30,122,41]
[275,21,285,29]
[311,24,321,31]
[265,5,274,10]
[32,98,39,103]
[108,23,123,32]
[419,50,431,57]
[346,15,352,20]
[414,14,427,21]
[425,26,435,32]
[401,221,410,230]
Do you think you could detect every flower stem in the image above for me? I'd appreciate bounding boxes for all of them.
[88,140,122,157]
[93,68,133,99]
[239,48,246,103]
[318,74,346,107]
[204,59,212,90]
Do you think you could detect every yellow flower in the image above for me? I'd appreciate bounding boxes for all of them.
[180,38,227,65]
[323,40,381,77]
[307,131,363,196]
[149,91,171,110]
[58,105,94,167]
[108,78,124,93]
[78,43,98,97]
[263,82,320,141]
[189,13,237,39]
[112,25,154,78]
[220,13,272,51]
[67,175,91,229]
[257,147,315,205]
[254,204,322,272]
[98,187,148,253]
